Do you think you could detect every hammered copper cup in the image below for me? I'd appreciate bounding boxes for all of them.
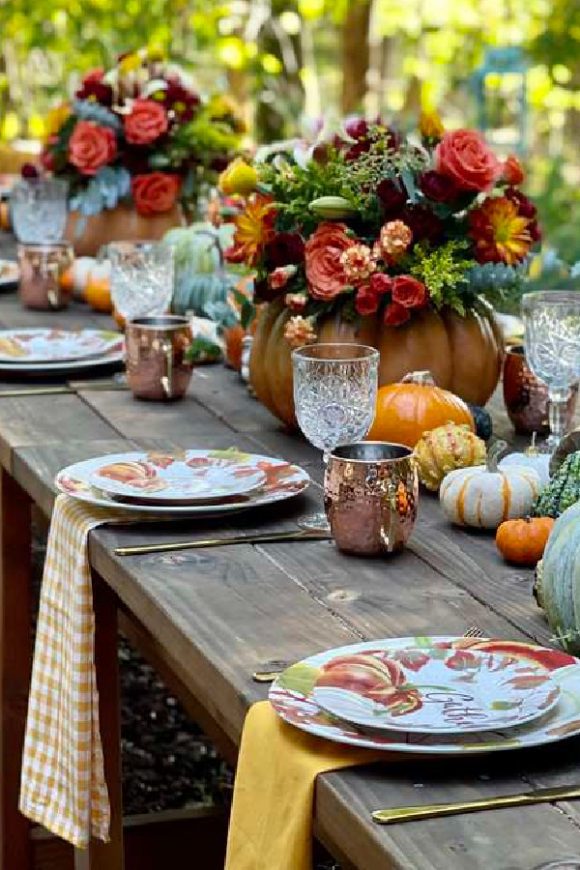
[324,442,419,556]
[126,315,193,402]
[503,345,577,435]
[17,242,73,310]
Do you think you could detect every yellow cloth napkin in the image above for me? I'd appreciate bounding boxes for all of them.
[19,494,128,849]
[225,701,386,870]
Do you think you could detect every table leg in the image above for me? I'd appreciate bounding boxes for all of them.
[75,572,124,870]
[0,467,32,870]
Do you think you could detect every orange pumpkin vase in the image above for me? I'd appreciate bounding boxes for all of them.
[367,371,475,448]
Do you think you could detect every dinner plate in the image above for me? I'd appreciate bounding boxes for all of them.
[311,647,559,734]
[0,259,19,290]
[0,341,124,377]
[56,448,310,517]
[270,636,580,754]
[88,451,267,505]
[0,328,120,364]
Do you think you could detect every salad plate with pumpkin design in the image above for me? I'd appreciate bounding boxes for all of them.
[56,448,310,516]
[270,636,580,754]
[311,647,559,734]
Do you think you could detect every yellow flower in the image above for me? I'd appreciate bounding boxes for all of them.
[226,194,276,266]
[469,197,532,266]
[207,94,246,133]
[44,102,71,141]
[419,110,444,140]
[219,158,259,196]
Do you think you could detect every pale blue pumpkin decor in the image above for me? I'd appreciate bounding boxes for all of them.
[536,501,580,653]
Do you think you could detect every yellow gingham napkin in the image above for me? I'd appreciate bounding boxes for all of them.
[20,493,128,848]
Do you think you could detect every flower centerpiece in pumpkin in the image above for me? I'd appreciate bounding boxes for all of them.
[37,47,244,252]
[222,115,541,427]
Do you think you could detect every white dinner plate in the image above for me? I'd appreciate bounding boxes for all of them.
[270,636,580,755]
[0,342,124,377]
[0,328,121,364]
[56,448,310,517]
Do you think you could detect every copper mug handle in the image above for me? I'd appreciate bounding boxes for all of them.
[160,339,174,398]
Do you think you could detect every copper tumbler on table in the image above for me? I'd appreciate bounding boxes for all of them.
[126,315,193,401]
[503,345,577,435]
[324,442,419,556]
[17,242,73,310]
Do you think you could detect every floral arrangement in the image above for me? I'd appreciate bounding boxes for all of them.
[221,114,541,346]
[39,47,244,219]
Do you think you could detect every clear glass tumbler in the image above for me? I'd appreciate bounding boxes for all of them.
[522,291,580,451]
[105,241,174,322]
[11,178,68,244]
[292,343,379,530]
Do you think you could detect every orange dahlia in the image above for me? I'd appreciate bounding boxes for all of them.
[468,196,532,265]
[226,194,276,266]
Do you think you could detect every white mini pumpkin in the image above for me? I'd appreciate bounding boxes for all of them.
[440,441,542,529]
[499,435,551,487]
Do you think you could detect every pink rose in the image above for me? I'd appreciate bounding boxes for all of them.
[502,154,525,186]
[132,172,180,216]
[369,273,393,295]
[391,276,428,309]
[124,99,169,145]
[68,120,117,176]
[268,265,296,290]
[355,284,379,316]
[435,129,501,192]
[304,222,355,301]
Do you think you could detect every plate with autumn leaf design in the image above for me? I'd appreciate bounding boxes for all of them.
[55,448,310,516]
[270,637,580,754]
[311,648,559,734]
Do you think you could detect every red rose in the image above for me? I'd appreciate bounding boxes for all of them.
[369,273,393,295]
[304,222,354,301]
[391,275,428,309]
[419,170,460,203]
[132,173,180,216]
[502,154,525,186]
[266,232,305,267]
[68,120,117,176]
[384,301,410,326]
[124,99,169,145]
[355,284,380,316]
[436,129,501,192]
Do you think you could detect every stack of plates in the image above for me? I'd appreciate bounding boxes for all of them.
[56,448,310,517]
[270,636,580,755]
[0,328,124,376]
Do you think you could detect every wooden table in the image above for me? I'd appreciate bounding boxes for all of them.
[0,290,580,870]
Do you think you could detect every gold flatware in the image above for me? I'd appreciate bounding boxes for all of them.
[115,528,331,557]
[372,785,580,825]
[0,386,73,398]
[252,626,487,684]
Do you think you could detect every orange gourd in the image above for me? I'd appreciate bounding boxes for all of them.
[84,275,113,313]
[496,517,555,566]
[367,371,475,448]
[223,324,245,372]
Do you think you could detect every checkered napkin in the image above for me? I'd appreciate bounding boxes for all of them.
[19,493,128,849]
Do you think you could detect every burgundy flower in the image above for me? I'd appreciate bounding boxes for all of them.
[266,232,305,268]
[21,163,39,179]
[210,155,230,173]
[505,187,537,219]
[76,69,113,106]
[163,76,200,121]
[419,170,460,204]
[402,205,443,243]
[528,220,542,243]
[376,179,407,216]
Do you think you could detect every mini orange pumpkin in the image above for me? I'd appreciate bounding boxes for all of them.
[496,516,555,566]
[367,370,474,448]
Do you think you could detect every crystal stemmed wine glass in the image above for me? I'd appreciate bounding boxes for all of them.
[292,343,379,530]
[11,177,68,243]
[104,241,174,322]
[522,291,580,452]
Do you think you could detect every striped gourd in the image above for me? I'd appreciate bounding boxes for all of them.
[535,501,580,653]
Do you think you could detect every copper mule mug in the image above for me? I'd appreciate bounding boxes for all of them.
[503,345,577,435]
[324,442,419,556]
[17,242,73,310]
[126,315,193,401]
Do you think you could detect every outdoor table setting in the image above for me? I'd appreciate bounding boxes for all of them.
[0,55,580,870]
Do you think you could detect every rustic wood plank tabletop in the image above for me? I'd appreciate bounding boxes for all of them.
[0,265,579,870]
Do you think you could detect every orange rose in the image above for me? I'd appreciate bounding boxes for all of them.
[304,222,354,301]
[502,154,525,186]
[132,173,180,216]
[435,129,501,193]
[124,99,169,145]
[68,120,117,176]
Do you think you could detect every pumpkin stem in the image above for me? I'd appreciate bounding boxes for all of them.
[401,370,436,387]
[487,439,508,473]
[527,432,539,457]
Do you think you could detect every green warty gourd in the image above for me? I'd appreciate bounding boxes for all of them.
[532,451,580,518]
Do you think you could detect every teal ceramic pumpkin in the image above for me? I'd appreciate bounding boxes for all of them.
[536,501,580,653]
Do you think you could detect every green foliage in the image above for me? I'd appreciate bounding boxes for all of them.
[409,241,476,315]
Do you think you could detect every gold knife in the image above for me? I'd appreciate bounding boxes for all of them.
[115,528,331,556]
[372,785,580,825]
[0,386,73,398]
